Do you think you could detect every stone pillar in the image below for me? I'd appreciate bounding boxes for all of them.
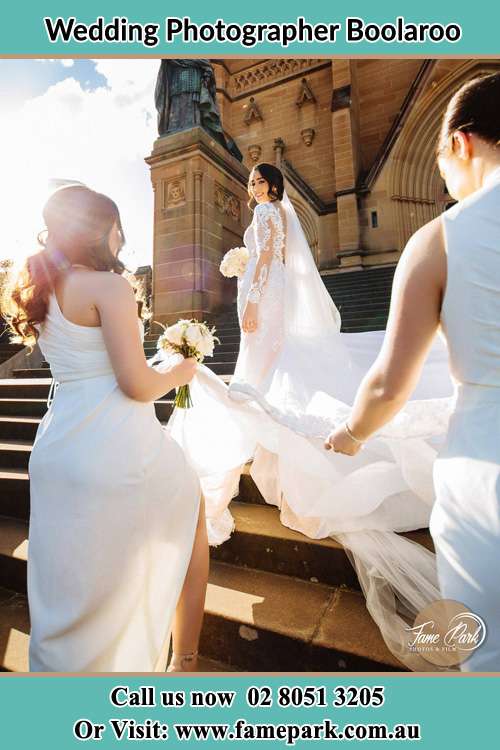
[146,127,250,328]
[331,61,363,269]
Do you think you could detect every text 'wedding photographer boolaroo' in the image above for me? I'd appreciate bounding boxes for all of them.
[42,15,463,49]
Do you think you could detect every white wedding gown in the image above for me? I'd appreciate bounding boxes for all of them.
[28,294,200,672]
[168,195,455,670]
[431,167,500,671]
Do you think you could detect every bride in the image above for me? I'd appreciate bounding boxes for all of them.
[168,162,454,671]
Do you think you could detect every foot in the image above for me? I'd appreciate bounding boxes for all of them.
[166,651,198,673]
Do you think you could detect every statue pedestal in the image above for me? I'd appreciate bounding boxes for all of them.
[145,127,249,328]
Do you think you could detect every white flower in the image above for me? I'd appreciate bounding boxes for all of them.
[184,323,204,350]
[197,330,215,357]
[220,246,249,278]
[162,321,186,346]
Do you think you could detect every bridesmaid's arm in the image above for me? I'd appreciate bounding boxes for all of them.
[326,216,446,454]
[95,274,197,402]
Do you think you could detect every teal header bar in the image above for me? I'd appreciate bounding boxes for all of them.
[1,675,498,747]
[1,1,499,56]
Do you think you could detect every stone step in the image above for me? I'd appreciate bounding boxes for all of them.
[323,279,395,294]
[0,396,173,423]
[0,587,29,672]
[213,333,241,344]
[0,586,236,673]
[214,342,240,354]
[215,322,241,331]
[207,350,238,363]
[327,290,393,304]
[0,380,177,406]
[342,323,387,332]
[322,267,396,282]
[0,399,49,418]
[0,345,23,356]
[0,477,433,589]
[324,277,394,289]
[205,362,235,376]
[0,417,41,441]
[0,441,32,471]
[212,502,359,589]
[12,369,51,379]
[0,518,403,671]
[0,379,52,400]
[340,314,390,328]
[334,299,392,312]
[0,515,28,594]
[0,471,29,521]
[201,561,403,671]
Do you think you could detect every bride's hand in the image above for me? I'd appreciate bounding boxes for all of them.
[242,302,259,333]
[324,424,363,456]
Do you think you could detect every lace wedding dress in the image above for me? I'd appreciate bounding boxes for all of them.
[168,193,455,670]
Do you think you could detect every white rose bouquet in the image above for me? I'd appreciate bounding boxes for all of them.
[219,246,249,278]
[156,319,219,408]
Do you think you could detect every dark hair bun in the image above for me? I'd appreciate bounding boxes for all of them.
[439,71,500,151]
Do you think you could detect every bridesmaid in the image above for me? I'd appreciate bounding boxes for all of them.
[326,72,500,671]
[2,184,208,672]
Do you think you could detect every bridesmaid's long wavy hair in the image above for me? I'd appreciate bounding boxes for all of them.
[1,186,125,347]
[248,163,285,209]
[437,71,500,156]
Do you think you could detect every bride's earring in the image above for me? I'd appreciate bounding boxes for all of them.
[166,650,198,673]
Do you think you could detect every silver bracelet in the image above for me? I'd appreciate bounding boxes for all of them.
[247,285,261,304]
[344,421,365,444]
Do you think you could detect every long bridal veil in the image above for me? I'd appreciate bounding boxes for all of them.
[166,191,455,671]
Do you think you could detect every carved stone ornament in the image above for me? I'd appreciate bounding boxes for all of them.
[248,144,262,163]
[273,137,286,166]
[215,184,241,222]
[296,78,317,108]
[231,59,323,95]
[244,97,263,125]
[160,177,186,215]
[301,128,315,147]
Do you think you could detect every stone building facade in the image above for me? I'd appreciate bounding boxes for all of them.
[147,58,499,326]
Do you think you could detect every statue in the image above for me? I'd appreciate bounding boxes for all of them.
[155,60,242,162]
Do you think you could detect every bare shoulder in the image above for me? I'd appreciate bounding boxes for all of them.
[91,272,135,299]
[402,216,444,260]
[397,216,445,280]
[69,271,136,313]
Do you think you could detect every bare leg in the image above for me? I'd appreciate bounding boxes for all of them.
[168,496,209,672]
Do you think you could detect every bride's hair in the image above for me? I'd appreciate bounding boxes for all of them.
[248,163,284,208]
[438,71,500,155]
[2,186,125,347]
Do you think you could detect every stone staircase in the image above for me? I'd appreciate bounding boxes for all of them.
[0,265,429,673]
[0,327,23,367]
[322,265,396,332]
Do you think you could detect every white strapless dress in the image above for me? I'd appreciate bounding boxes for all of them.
[431,168,500,671]
[28,295,200,672]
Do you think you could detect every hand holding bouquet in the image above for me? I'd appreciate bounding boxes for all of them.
[156,319,219,408]
[219,246,249,278]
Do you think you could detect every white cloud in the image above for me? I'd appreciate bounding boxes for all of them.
[1,60,160,269]
[35,59,75,67]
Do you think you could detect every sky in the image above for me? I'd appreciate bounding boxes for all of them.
[0,58,160,270]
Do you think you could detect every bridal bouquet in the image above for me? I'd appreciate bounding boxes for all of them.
[219,246,249,278]
[156,319,219,408]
